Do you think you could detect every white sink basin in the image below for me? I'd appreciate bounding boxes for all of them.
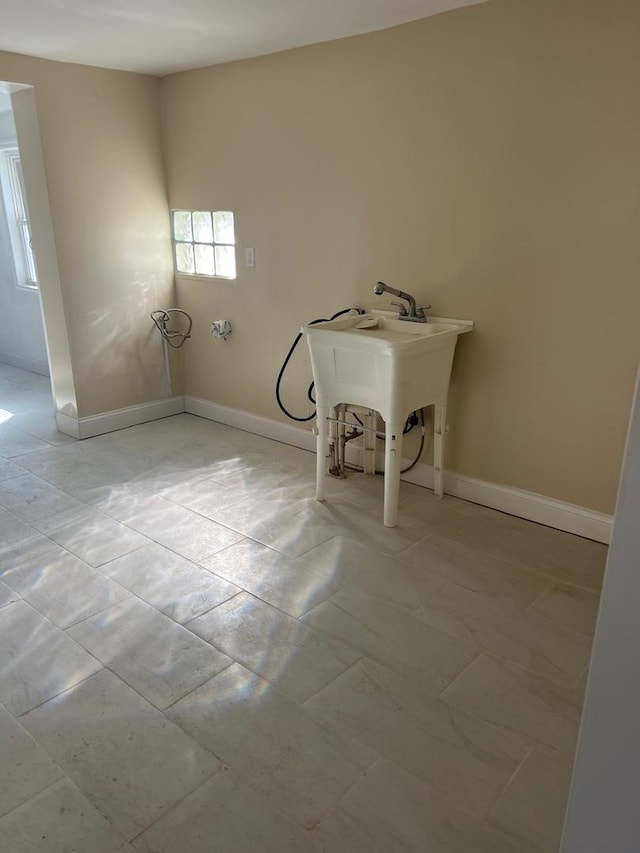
[303,311,472,425]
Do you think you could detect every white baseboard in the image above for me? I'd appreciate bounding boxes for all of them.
[445,472,611,544]
[184,396,317,452]
[398,455,611,544]
[0,352,49,376]
[77,396,185,439]
[55,411,80,438]
[185,395,612,543]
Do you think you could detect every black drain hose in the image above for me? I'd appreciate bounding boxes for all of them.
[275,308,362,422]
[276,308,427,472]
[276,308,424,446]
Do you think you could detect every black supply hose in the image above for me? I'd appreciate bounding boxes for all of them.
[276,308,362,422]
[276,309,427,472]
[401,408,426,473]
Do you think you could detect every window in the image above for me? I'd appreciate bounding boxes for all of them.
[172,210,236,279]
[0,147,37,289]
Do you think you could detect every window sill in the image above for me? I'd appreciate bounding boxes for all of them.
[174,273,236,282]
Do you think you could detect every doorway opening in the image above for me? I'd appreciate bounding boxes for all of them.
[0,90,48,375]
[0,82,78,443]
[0,86,60,450]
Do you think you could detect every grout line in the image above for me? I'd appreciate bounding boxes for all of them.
[299,656,365,707]
[484,746,534,814]
[306,757,383,833]
[437,651,483,701]
[16,664,105,720]
[0,775,69,822]
[60,592,134,631]
[181,590,245,634]
[471,646,589,692]
[524,581,556,615]
[61,599,123,633]
[126,765,227,845]
[159,659,237,712]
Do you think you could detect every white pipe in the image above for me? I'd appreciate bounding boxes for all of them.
[162,336,171,397]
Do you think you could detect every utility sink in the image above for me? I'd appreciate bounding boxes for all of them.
[303,309,473,527]
[303,311,473,426]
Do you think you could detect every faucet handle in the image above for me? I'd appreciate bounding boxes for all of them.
[390,301,408,316]
[418,304,431,311]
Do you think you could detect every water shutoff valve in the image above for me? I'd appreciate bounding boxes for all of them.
[210,319,232,341]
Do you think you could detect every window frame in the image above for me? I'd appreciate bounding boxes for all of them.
[171,209,236,280]
[0,145,38,290]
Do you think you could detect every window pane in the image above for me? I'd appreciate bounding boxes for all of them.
[9,156,27,219]
[213,211,235,245]
[20,221,37,282]
[215,245,236,278]
[192,211,213,243]
[173,211,192,241]
[195,243,215,275]
[175,242,194,274]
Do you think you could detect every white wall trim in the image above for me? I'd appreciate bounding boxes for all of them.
[185,394,612,543]
[55,410,79,438]
[449,474,612,544]
[400,457,612,544]
[77,396,185,439]
[0,352,49,376]
[184,395,317,452]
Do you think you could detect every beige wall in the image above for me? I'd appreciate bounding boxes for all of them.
[0,52,175,418]
[0,0,636,513]
[161,0,640,515]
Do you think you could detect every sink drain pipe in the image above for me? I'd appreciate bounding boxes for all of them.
[326,407,426,476]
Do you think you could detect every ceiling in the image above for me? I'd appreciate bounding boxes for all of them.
[0,0,488,77]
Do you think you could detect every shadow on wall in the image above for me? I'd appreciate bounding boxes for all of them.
[79,268,181,412]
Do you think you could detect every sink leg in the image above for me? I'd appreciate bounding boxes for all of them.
[363,410,377,476]
[383,421,403,527]
[434,404,447,499]
[316,405,328,501]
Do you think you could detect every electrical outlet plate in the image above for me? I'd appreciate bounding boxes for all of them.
[245,247,255,268]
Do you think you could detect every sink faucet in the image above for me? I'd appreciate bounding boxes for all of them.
[373,281,430,323]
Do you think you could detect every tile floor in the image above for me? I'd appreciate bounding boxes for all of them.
[0,363,607,852]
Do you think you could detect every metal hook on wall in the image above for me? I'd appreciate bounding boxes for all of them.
[150,308,192,349]
[151,308,193,398]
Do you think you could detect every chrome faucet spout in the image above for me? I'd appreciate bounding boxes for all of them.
[373,281,429,322]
